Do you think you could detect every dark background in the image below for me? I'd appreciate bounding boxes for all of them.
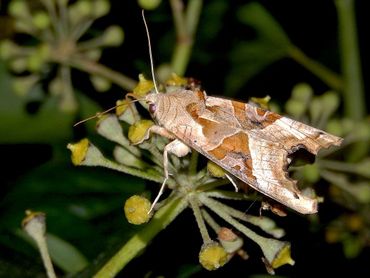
[0,0,369,277]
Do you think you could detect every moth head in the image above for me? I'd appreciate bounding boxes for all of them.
[145,91,162,116]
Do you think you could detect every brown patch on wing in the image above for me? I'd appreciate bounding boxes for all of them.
[208,132,248,160]
[208,132,253,174]
[255,107,281,126]
[231,100,282,129]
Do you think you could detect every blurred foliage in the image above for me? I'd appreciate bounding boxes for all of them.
[0,0,369,277]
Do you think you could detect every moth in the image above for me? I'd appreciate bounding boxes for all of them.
[124,12,342,215]
[139,87,342,214]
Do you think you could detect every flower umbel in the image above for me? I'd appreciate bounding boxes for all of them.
[68,75,297,274]
[0,0,132,112]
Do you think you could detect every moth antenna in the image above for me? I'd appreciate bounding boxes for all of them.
[73,99,141,127]
[142,10,160,94]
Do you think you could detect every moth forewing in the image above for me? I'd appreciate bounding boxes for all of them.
[145,89,343,214]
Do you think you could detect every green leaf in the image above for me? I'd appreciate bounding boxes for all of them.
[16,230,89,273]
[46,233,89,273]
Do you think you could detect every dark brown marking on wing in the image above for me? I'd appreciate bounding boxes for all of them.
[208,132,254,179]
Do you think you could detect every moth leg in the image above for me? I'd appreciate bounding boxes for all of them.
[225,174,239,192]
[149,139,191,213]
[133,125,176,145]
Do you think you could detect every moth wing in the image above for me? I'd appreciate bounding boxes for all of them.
[180,97,342,214]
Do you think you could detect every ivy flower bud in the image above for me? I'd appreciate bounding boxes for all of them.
[165,73,188,87]
[128,120,154,145]
[90,75,111,92]
[138,0,162,10]
[199,242,228,271]
[92,0,111,18]
[133,74,154,96]
[250,95,271,110]
[9,0,30,18]
[259,239,295,274]
[96,115,126,145]
[103,26,124,47]
[22,210,57,278]
[32,12,50,30]
[207,161,226,178]
[218,227,244,254]
[67,138,105,166]
[124,195,152,225]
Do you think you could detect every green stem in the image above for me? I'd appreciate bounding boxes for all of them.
[200,195,266,246]
[170,0,203,75]
[289,46,343,91]
[335,0,365,120]
[101,158,163,184]
[188,151,199,175]
[93,196,187,278]
[319,159,359,174]
[189,195,212,243]
[67,56,137,91]
[335,0,367,161]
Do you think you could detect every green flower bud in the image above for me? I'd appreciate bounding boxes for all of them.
[32,12,50,30]
[75,0,92,17]
[291,83,313,103]
[90,75,111,92]
[309,97,323,124]
[207,161,226,178]
[103,26,124,46]
[96,115,126,145]
[137,0,162,10]
[124,195,152,225]
[9,0,30,18]
[285,99,306,119]
[92,0,111,18]
[321,91,339,117]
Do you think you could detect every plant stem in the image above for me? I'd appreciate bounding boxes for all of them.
[170,0,203,75]
[335,0,365,120]
[188,151,199,175]
[93,196,187,278]
[67,56,137,91]
[189,195,212,243]
[289,46,343,91]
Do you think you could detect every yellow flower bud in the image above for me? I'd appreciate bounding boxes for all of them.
[124,195,152,225]
[133,74,154,96]
[199,242,228,271]
[128,120,154,145]
[250,95,271,110]
[67,138,90,165]
[270,243,295,269]
[165,73,187,87]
